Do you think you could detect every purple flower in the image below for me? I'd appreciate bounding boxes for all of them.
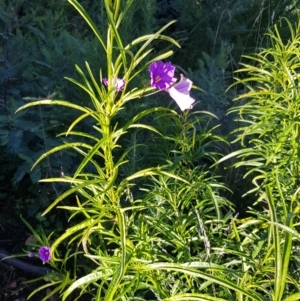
[39,246,51,263]
[28,252,35,258]
[103,77,125,92]
[167,74,195,111]
[148,61,177,90]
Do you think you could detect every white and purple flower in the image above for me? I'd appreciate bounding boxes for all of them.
[148,61,195,111]
[168,74,195,111]
[103,77,125,92]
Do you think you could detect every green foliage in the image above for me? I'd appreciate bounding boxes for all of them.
[224,18,300,209]
[216,17,300,301]
[15,1,236,300]
[159,0,300,137]
[0,0,157,224]
[166,0,300,66]
[4,0,300,300]
[1,0,299,225]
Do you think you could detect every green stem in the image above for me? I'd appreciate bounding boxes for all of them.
[113,0,121,21]
[105,0,115,115]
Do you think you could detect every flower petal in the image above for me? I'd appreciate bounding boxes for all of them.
[148,61,176,90]
[168,75,195,111]
[103,78,108,86]
[28,252,35,258]
[103,77,125,92]
[38,246,51,263]
[116,78,125,92]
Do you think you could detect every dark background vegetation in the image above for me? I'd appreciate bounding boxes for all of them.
[0,0,299,299]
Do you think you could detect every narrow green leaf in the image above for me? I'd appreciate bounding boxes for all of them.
[134,21,180,62]
[124,167,189,185]
[104,208,127,301]
[68,0,106,52]
[283,292,300,301]
[104,0,126,71]
[266,186,282,301]
[163,294,228,301]
[278,212,295,300]
[73,136,109,179]
[62,270,113,301]
[42,177,107,215]
[16,99,92,115]
[51,219,96,260]
[20,216,43,246]
[144,263,264,301]
[31,142,98,170]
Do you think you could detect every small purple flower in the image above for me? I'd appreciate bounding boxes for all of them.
[167,74,195,111]
[103,77,125,92]
[148,61,177,90]
[39,246,51,263]
[28,252,35,258]
[103,78,108,86]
